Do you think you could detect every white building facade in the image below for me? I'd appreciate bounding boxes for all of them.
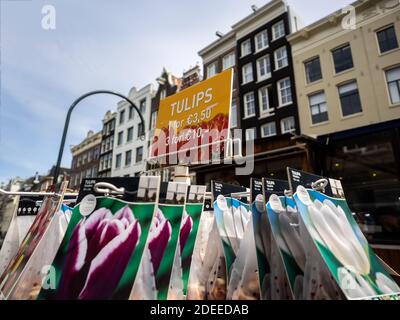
[111,84,154,177]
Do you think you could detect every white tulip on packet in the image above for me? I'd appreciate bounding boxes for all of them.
[288,167,400,300]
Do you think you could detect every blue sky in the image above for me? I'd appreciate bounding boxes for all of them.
[0,0,353,185]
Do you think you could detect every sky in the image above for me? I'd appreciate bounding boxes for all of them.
[0,0,353,185]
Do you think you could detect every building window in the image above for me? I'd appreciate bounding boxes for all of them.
[207,62,217,78]
[115,153,122,169]
[385,66,400,104]
[377,25,398,54]
[245,128,256,141]
[242,63,253,84]
[255,30,268,51]
[338,81,362,116]
[117,131,123,146]
[258,86,271,114]
[309,92,329,124]
[129,105,134,120]
[277,77,292,106]
[137,123,144,138]
[332,44,353,73]
[127,126,134,142]
[261,122,276,137]
[241,39,252,57]
[150,111,158,129]
[140,98,146,114]
[272,20,285,40]
[231,99,238,128]
[256,55,271,81]
[281,116,295,134]
[275,46,288,70]
[243,92,255,118]
[160,89,167,100]
[125,150,132,166]
[136,146,143,163]
[107,153,112,169]
[119,110,125,124]
[305,57,322,83]
[222,52,235,70]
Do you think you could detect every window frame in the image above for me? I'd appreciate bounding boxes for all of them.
[385,66,400,105]
[376,24,399,54]
[272,20,285,41]
[119,109,125,124]
[125,150,132,166]
[117,131,123,146]
[337,80,363,117]
[260,121,277,138]
[139,98,146,114]
[280,116,295,134]
[332,44,354,74]
[127,126,134,142]
[304,56,323,83]
[256,55,271,81]
[150,111,158,129]
[242,62,254,84]
[308,91,329,124]
[243,92,256,118]
[277,77,293,107]
[230,99,238,128]
[136,146,143,163]
[207,62,217,78]
[274,46,288,70]
[258,86,272,115]
[115,153,122,169]
[241,39,252,57]
[255,30,269,52]
[222,52,235,70]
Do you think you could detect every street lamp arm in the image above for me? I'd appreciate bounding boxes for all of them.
[53,90,146,183]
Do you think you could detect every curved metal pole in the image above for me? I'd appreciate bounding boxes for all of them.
[53,90,145,183]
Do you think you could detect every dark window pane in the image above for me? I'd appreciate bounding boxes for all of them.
[137,123,144,137]
[117,131,123,145]
[312,111,329,124]
[119,110,125,124]
[305,57,322,83]
[333,45,354,73]
[127,127,133,142]
[340,89,362,116]
[125,150,132,166]
[377,26,399,53]
[136,147,143,163]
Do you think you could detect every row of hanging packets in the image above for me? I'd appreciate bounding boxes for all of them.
[0,176,211,301]
[2,170,399,300]
[168,185,207,300]
[257,177,341,300]
[38,176,162,300]
[0,182,70,300]
[129,181,188,300]
[211,181,260,300]
[287,168,400,300]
